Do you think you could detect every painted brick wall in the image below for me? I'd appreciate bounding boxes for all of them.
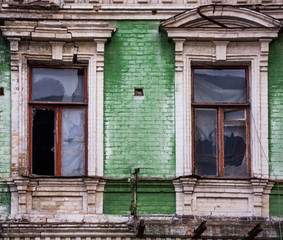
[0,35,11,214]
[103,21,175,214]
[269,31,283,180]
[268,31,283,217]
[104,180,175,215]
[104,21,175,179]
[269,182,283,218]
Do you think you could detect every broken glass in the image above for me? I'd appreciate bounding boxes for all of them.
[194,69,246,103]
[194,108,218,176]
[32,108,55,175]
[32,68,85,102]
[61,109,85,176]
[224,122,247,177]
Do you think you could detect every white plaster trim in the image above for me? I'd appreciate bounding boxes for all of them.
[214,41,229,61]
[1,21,115,180]
[49,41,65,60]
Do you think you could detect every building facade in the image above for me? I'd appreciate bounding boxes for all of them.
[0,0,282,239]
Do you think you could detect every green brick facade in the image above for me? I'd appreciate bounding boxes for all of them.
[269,31,283,180]
[104,180,175,215]
[103,21,175,214]
[0,35,11,214]
[268,31,283,217]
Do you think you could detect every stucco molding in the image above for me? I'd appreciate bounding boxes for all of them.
[6,177,106,215]
[161,5,281,29]
[0,20,116,179]
[174,178,273,216]
[160,6,280,180]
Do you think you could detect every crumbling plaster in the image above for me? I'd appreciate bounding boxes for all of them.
[161,5,281,217]
[0,2,282,231]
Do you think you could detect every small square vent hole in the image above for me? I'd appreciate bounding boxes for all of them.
[134,88,143,96]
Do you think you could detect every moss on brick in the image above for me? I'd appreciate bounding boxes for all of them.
[104,21,175,179]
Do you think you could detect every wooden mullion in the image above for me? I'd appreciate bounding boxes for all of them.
[55,107,62,176]
[29,101,87,106]
[28,106,33,175]
[246,108,251,177]
[246,66,249,103]
[218,108,224,177]
[192,103,250,107]
[223,119,246,122]
[84,67,88,104]
[84,106,88,176]
[192,107,195,175]
[29,67,32,101]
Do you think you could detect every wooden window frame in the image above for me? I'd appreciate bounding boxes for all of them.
[28,66,88,176]
[191,66,250,178]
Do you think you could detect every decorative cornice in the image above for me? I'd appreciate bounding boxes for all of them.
[160,6,281,41]
[1,20,117,42]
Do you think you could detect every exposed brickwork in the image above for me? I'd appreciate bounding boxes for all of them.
[269,182,283,218]
[0,35,11,214]
[104,21,175,179]
[269,31,283,180]
[268,32,283,218]
[104,180,175,214]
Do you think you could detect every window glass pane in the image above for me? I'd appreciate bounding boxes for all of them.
[61,109,85,176]
[224,109,245,120]
[194,108,218,176]
[224,122,248,177]
[32,108,55,175]
[32,68,85,102]
[194,69,246,103]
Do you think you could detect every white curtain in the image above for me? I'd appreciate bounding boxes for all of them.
[61,109,85,176]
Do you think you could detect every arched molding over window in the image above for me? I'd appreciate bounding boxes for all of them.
[161,5,281,30]
[162,5,281,217]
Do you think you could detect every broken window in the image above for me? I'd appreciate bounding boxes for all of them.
[30,67,87,176]
[193,68,249,177]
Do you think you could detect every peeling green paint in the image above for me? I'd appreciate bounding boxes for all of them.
[104,180,175,215]
[0,35,11,214]
[269,31,283,180]
[103,21,175,214]
[104,21,175,179]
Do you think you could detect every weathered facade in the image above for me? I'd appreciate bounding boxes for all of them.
[0,0,283,239]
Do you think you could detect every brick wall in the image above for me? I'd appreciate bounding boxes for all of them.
[0,35,11,214]
[104,21,175,179]
[104,180,175,214]
[269,31,283,180]
[269,182,283,217]
[268,31,283,217]
[103,21,175,214]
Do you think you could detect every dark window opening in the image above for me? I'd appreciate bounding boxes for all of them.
[134,88,144,96]
[32,108,55,175]
[0,87,4,96]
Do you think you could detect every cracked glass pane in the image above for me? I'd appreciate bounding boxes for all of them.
[224,121,247,177]
[194,108,218,176]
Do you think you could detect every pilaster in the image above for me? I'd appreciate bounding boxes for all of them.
[173,38,186,177]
